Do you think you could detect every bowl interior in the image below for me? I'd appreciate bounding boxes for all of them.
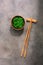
[11,16,25,30]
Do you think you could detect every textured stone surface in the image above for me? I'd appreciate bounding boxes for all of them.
[0,0,43,65]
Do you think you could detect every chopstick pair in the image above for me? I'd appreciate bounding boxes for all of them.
[21,18,37,58]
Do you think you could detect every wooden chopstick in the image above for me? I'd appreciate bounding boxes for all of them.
[24,22,32,57]
[21,22,32,57]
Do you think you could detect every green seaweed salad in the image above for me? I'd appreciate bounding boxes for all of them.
[12,16,25,29]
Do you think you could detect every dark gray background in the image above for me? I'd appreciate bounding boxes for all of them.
[0,0,43,65]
